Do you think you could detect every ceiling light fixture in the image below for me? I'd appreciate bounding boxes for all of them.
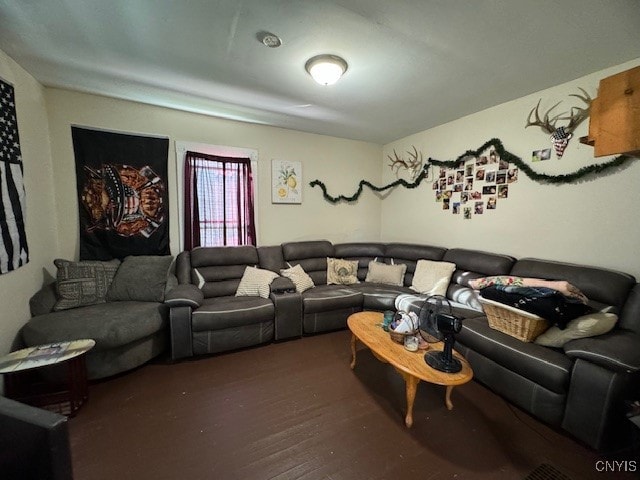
[305,55,348,86]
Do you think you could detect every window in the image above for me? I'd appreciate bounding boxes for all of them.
[184,150,256,248]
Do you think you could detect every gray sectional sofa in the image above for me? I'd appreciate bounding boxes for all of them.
[22,255,174,379]
[18,241,639,452]
[166,240,640,452]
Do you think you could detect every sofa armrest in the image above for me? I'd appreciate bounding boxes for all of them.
[270,276,296,294]
[169,305,194,361]
[564,330,640,372]
[29,283,57,317]
[270,290,302,340]
[164,284,203,308]
[0,397,73,479]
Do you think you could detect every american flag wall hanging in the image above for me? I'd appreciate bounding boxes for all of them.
[0,77,29,274]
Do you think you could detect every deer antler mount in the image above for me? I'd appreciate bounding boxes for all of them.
[388,146,424,181]
[525,88,592,158]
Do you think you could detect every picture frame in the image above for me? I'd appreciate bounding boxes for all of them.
[272,159,302,204]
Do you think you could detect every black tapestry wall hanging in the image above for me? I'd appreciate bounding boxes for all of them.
[71,127,169,260]
[0,77,29,274]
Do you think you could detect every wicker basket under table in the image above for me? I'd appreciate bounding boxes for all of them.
[479,298,550,342]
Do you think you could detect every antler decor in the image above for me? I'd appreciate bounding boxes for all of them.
[525,88,592,158]
[388,145,424,181]
[309,138,635,204]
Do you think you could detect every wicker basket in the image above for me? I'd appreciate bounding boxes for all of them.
[480,298,550,342]
[389,329,418,344]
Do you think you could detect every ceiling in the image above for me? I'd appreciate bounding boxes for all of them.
[1,1,640,145]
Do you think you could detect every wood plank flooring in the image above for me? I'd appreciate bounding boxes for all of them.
[68,330,637,480]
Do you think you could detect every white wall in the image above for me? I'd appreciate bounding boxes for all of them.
[5,48,637,366]
[381,58,640,280]
[0,49,58,357]
[44,89,382,260]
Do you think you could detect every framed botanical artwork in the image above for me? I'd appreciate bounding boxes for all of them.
[272,159,302,204]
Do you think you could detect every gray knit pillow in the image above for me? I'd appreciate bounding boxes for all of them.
[106,255,174,302]
[53,258,121,311]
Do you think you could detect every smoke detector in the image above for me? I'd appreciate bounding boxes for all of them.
[257,31,282,48]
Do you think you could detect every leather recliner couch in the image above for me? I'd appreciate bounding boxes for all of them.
[167,240,640,452]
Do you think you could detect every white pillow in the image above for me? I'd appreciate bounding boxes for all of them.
[410,260,456,296]
[534,312,618,348]
[280,264,315,293]
[235,266,279,299]
[364,261,406,286]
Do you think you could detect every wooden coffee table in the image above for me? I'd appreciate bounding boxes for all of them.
[348,311,473,427]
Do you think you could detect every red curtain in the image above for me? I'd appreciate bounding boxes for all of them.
[183,151,256,249]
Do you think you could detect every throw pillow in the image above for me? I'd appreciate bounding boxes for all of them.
[364,261,407,286]
[410,260,456,296]
[280,264,315,293]
[106,255,174,302]
[534,312,618,348]
[326,258,359,285]
[53,258,121,311]
[236,266,279,299]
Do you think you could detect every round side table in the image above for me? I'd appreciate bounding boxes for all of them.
[0,339,95,416]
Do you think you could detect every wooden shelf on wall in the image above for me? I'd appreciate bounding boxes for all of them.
[580,65,640,157]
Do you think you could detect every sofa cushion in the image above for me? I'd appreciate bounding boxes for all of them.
[22,301,167,350]
[301,284,363,314]
[510,258,635,312]
[443,248,516,277]
[334,243,387,280]
[534,312,618,348]
[107,255,173,302]
[457,316,573,393]
[186,246,259,299]
[410,260,456,296]
[282,240,334,285]
[192,296,274,331]
[280,264,315,293]
[235,266,279,299]
[257,245,287,272]
[364,261,406,286]
[327,258,359,285]
[349,283,413,311]
[53,258,121,311]
[384,243,447,286]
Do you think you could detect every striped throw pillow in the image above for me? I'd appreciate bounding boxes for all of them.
[235,266,279,299]
[280,264,315,293]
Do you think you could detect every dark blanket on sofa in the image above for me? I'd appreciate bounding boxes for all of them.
[480,285,593,329]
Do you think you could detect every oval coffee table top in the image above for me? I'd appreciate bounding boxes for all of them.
[348,311,472,386]
[0,339,96,374]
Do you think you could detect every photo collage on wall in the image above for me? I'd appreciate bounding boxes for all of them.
[432,146,518,219]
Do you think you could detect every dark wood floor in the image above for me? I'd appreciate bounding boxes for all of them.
[68,330,637,480]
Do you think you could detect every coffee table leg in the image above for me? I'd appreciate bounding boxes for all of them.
[445,385,455,410]
[399,371,420,428]
[350,334,357,369]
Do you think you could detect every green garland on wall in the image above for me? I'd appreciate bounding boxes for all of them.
[309,138,637,203]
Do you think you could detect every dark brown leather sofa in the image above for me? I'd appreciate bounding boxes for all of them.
[167,240,640,452]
